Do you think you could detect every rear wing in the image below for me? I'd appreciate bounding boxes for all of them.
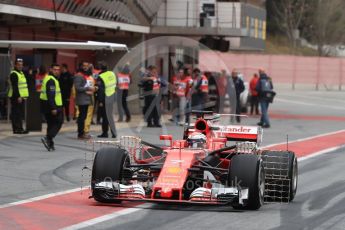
[214,125,263,146]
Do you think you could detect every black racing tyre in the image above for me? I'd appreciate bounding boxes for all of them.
[261,151,298,202]
[91,147,129,203]
[229,154,265,210]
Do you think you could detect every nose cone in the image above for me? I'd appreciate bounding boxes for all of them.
[160,188,173,198]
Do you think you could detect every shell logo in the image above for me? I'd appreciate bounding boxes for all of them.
[167,167,182,174]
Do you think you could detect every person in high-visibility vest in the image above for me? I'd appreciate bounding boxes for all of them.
[7,58,29,134]
[40,63,64,151]
[96,62,117,138]
[191,68,208,116]
[116,63,131,122]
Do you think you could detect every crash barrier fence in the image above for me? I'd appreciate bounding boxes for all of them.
[200,51,345,91]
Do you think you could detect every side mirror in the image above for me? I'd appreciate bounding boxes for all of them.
[160,135,173,147]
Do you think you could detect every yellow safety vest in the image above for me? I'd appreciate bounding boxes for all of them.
[40,75,63,106]
[8,70,29,98]
[99,71,116,96]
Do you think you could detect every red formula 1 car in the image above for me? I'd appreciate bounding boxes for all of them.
[90,111,298,210]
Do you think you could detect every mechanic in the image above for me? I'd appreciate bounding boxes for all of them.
[40,63,63,151]
[231,69,245,123]
[7,58,29,134]
[171,68,184,125]
[184,67,193,124]
[187,132,207,148]
[96,62,117,138]
[249,73,260,115]
[141,65,162,127]
[35,65,47,93]
[256,69,274,128]
[117,63,131,122]
[58,63,73,122]
[74,61,96,139]
[191,68,208,116]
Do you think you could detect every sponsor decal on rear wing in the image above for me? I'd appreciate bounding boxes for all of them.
[214,125,263,145]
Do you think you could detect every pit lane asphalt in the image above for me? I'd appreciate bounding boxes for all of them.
[82,147,345,230]
[0,89,345,229]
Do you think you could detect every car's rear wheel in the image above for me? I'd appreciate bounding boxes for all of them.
[229,154,264,210]
[261,151,298,202]
[91,147,129,203]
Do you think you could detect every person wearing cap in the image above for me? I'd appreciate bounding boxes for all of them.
[96,62,117,138]
[7,58,29,134]
[40,63,64,151]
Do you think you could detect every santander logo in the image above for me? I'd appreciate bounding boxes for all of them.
[224,126,252,133]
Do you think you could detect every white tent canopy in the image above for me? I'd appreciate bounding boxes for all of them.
[0,40,128,52]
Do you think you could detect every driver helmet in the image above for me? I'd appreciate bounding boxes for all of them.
[187,132,207,148]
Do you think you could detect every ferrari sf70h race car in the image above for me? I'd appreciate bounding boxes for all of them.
[90,111,298,210]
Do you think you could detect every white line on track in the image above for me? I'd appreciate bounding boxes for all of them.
[263,128,345,149]
[275,98,345,110]
[0,187,89,209]
[278,93,345,104]
[61,203,152,230]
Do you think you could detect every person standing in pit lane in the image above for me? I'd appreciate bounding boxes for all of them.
[96,62,117,138]
[58,63,73,122]
[256,69,274,128]
[40,63,63,151]
[249,73,260,115]
[231,69,245,123]
[74,61,96,139]
[191,68,208,117]
[7,58,29,134]
[117,63,131,123]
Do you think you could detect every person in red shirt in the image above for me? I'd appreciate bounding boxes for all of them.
[117,64,131,122]
[35,65,47,93]
[170,68,184,125]
[249,73,260,115]
[184,67,193,124]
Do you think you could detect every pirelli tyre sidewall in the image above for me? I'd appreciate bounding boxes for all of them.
[91,147,128,203]
[229,154,265,210]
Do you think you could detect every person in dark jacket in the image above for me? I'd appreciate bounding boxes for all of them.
[231,69,245,123]
[256,69,274,128]
[74,61,95,139]
[7,58,29,134]
[58,63,73,122]
[191,68,208,116]
[40,63,63,151]
[141,65,161,127]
